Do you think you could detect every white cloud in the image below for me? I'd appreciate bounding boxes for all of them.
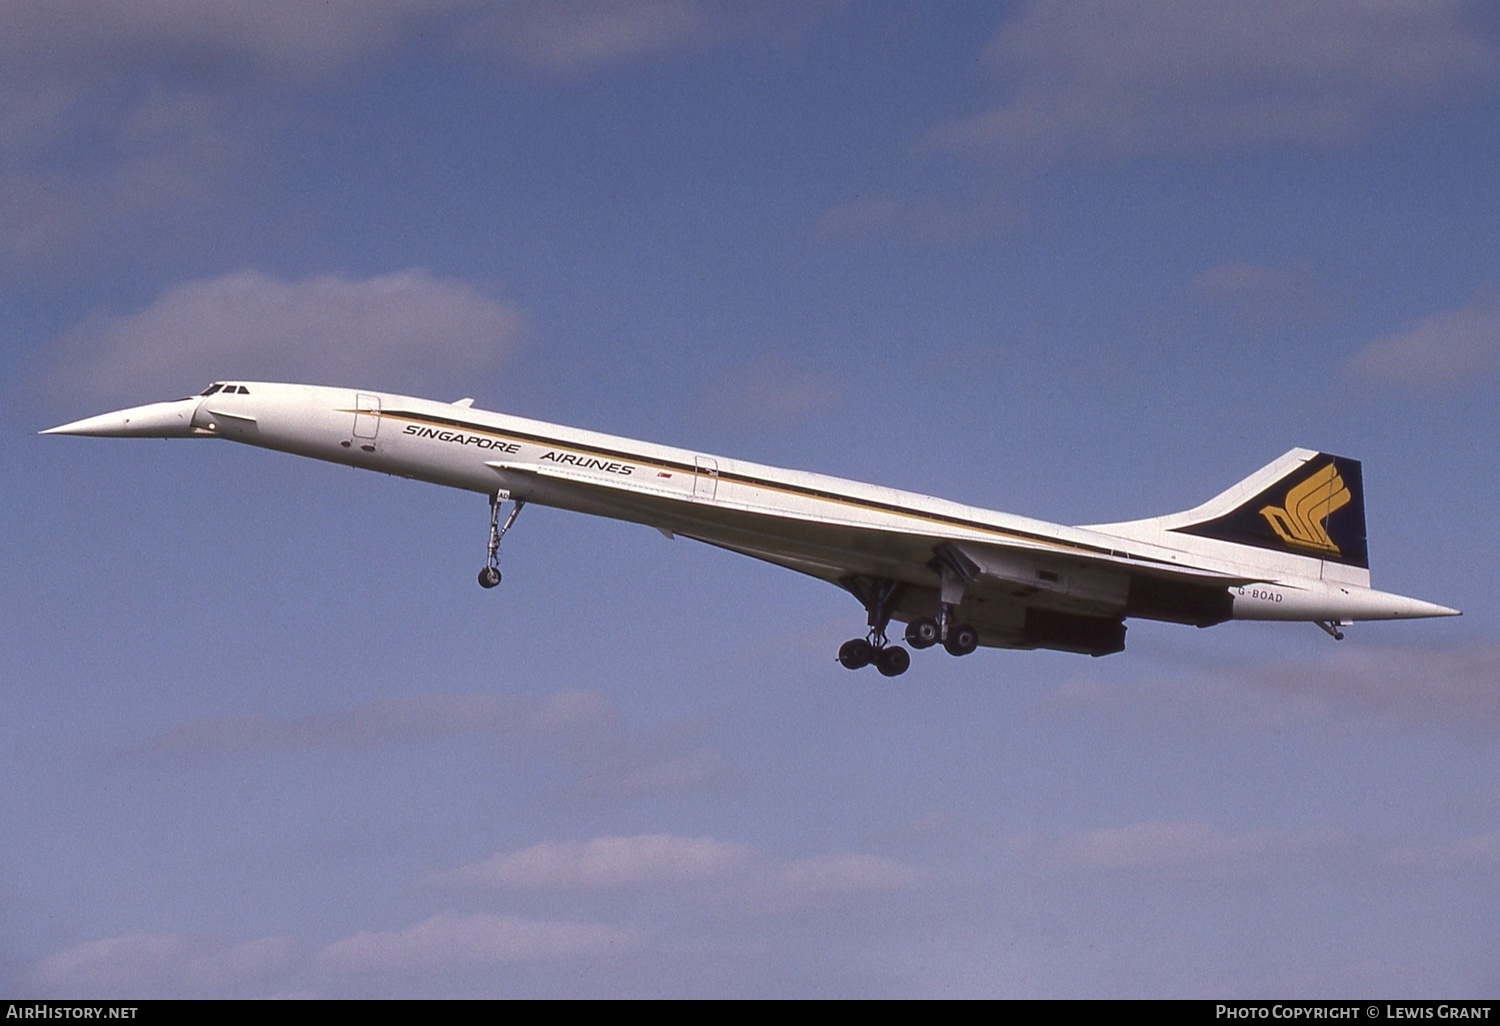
[29,916,640,994]
[1384,831,1500,873]
[0,85,240,271]
[52,268,525,400]
[1040,644,1500,739]
[1011,820,1354,882]
[699,355,841,429]
[0,0,832,92]
[815,191,1023,244]
[135,690,730,803]
[572,746,731,798]
[462,0,724,69]
[315,911,642,975]
[0,2,460,213]
[780,853,929,896]
[0,1,832,271]
[928,0,1500,163]
[424,834,755,890]
[0,1,460,85]
[24,835,922,995]
[0,0,831,148]
[28,933,296,998]
[458,0,837,72]
[423,832,927,914]
[1185,262,1328,329]
[1346,286,1500,389]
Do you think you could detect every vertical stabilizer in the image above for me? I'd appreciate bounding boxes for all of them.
[1085,449,1369,575]
[1172,451,1367,569]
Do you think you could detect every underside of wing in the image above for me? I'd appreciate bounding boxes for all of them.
[917,540,1246,656]
[486,460,1249,657]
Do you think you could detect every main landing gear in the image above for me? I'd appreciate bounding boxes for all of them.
[838,636,911,677]
[916,558,980,657]
[837,573,981,676]
[478,492,525,589]
[903,617,979,657]
[838,577,910,676]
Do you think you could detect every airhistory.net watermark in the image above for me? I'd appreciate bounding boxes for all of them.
[5,1007,137,1020]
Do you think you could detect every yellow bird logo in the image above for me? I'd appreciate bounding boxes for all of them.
[1259,463,1350,556]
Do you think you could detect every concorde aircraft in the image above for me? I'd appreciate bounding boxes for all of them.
[44,382,1459,676]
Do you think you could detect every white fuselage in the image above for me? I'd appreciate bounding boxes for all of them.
[45,382,1460,647]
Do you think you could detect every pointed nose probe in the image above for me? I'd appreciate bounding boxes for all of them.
[41,398,202,438]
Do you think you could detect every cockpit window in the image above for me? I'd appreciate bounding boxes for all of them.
[200,383,223,396]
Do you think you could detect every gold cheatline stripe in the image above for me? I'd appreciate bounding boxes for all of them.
[371,408,1178,567]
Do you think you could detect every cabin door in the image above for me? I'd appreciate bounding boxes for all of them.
[693,457,719,501]
[353,394,381,440]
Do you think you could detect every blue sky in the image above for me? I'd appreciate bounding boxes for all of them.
[3,0,1497,998]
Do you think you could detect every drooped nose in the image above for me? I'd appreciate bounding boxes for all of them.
[41,397,203,438]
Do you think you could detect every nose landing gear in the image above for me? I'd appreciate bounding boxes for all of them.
[478,492,524,589]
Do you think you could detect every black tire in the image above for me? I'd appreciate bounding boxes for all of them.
[944,624,979,656]
[477,566,502,589]
[876,645,911,677]
[838,638,874,670]
[904,618,940,649]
